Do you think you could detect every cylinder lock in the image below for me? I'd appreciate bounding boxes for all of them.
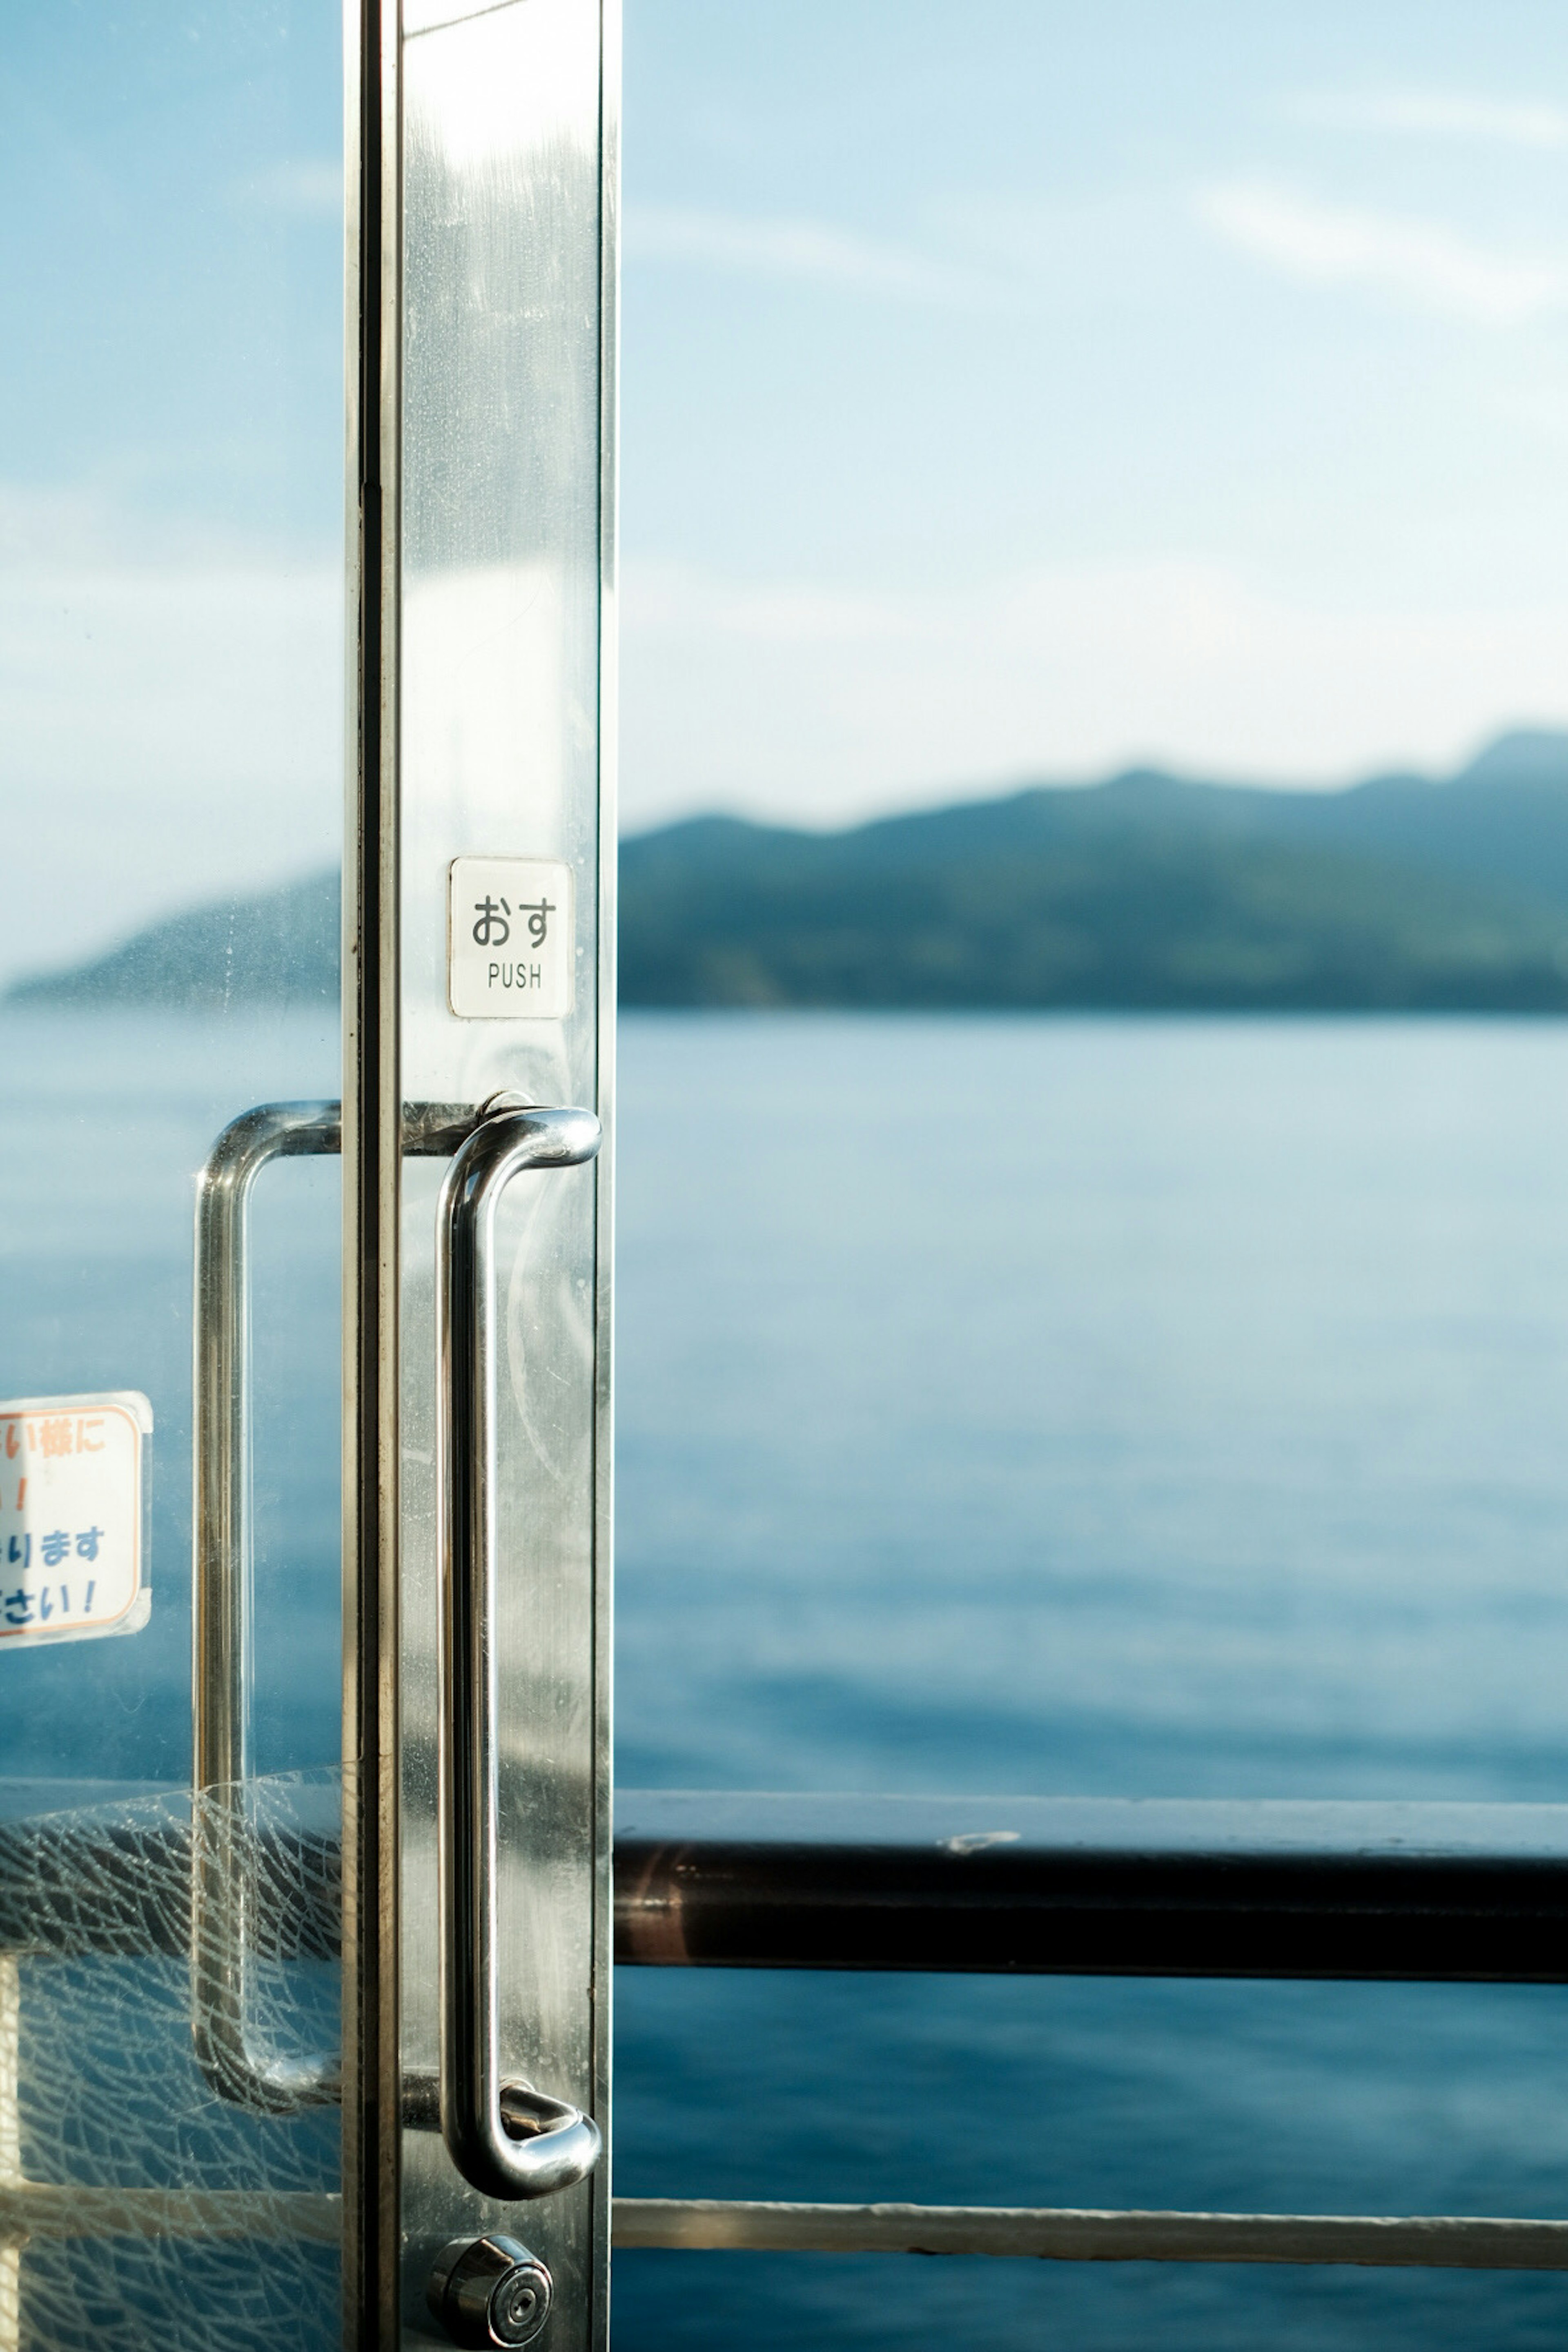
[428,2234,554,2348]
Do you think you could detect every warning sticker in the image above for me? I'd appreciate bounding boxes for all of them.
[0,1392,152,1648]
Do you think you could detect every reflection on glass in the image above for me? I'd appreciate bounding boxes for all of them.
[1,7,345,2342]
[1,2,344,1784]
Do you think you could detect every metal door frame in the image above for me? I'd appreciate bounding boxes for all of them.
[342,0,399,2333]
[342,4,619,2339]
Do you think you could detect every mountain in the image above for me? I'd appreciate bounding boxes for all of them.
[13,732,1568,1013]
[5,867,339,1011]
[618,732,1568,1011]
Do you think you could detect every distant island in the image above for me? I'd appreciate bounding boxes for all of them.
[13,730,1568,1013]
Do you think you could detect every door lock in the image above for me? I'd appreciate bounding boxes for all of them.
[428,2234,554,2347]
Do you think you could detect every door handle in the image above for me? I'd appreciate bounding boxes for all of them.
[192,1097,474,2112]
[435,1103,603,2200]
[192,1099,343,2111]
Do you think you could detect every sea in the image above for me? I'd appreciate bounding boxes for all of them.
[5,1007,1568,2348]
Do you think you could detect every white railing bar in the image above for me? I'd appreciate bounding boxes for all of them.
[0,2187,341,2244]
[612,2198,1568,2270]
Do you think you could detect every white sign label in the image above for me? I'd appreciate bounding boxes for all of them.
[0,1392,151,1648]
[448,858,575,1020]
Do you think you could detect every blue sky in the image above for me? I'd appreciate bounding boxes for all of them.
[623,0,1568,817]
[4,0,1568,965]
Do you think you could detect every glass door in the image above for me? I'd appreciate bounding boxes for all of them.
[0,2,616,2344]
[1,3,348,2343]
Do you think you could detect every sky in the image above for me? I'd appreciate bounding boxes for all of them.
[623,0,1568,820]
[4,0,1568,970]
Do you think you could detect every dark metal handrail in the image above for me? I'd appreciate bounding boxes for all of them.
[6,1791,1568,1980]
[613,1792,1568,1982]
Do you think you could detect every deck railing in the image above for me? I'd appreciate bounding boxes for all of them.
[5,1788,1568,2271]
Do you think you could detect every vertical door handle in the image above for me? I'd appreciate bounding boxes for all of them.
[192,1097,476,2112]
[192,1100,344,2111]
[436,1103,604,2200]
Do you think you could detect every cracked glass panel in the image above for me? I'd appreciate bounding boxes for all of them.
[0,1775,342,2350]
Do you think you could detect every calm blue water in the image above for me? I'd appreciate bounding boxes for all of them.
[613,1016,1568,2352]
[0,1007,342,1784]
[6,1008,1568,2346]
[615,1016,1568,1805]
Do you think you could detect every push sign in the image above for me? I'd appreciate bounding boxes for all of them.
[0,1391,152,1648]
[448,858,575,1020]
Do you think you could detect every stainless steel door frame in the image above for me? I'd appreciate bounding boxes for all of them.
[341,2,401,2340]
[342,2,618,2343]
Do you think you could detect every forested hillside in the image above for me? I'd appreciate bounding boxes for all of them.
[13,733,1568,1012]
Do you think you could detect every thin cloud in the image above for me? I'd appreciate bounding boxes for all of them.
[0,535,340,980]
[234,158,342,217]
[621,555,1568,828]
[1198,182,1568,324]
[627,204,981,304]
[1292,91,1568,147]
